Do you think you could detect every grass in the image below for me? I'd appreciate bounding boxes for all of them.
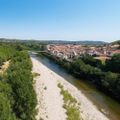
[32,72,40,77]
[58,83,81,120]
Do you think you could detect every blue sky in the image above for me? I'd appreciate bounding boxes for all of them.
[0,0,120,42]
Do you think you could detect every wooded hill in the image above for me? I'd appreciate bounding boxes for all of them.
[0,38,107,45]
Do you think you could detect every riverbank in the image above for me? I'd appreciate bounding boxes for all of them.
[31,56,109,120]
[32,56,67,120]
[38,52,120,103]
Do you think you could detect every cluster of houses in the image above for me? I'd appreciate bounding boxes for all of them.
[47,44,120,60]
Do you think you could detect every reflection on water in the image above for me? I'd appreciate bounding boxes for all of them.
[33,55,120,120]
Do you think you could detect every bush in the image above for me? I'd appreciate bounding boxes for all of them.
[0,93,16,120]
[105,54,120,73]
[7,51,37,120]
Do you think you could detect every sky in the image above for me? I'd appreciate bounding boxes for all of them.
[0,0,120,42]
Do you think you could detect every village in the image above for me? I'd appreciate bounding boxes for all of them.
[47,44,120,61]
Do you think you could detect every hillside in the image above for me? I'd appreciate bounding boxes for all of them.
[111,40,120,45]
[0,38,107,45]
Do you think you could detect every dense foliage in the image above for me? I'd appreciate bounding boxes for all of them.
[81,54,102,68]
[7,51,37,120]
[105,54,120,73]
[0,81,16,120]
[0,44,37,120]
[0,44,16,66]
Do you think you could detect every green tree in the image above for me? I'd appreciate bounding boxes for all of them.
[0,93,16,120]
[105,54,120,73]
[81,54,102,67]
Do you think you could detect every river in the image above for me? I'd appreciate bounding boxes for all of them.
[34,54,120,120]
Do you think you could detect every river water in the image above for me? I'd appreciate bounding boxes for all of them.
[35,55,120,120]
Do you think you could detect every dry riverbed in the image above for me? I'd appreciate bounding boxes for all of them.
[31,57,109,120]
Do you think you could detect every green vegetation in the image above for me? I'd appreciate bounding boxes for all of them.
[58,83,81,120]
[0,93,16,120]
[0,38,107,46]
[0,81,16,120]
[81,54,102,68]
[0,44,16,66]
[0,44,37,120]
[111,40,120,45]
[32,72,40,78]
[105,54,120,73]
[7,51,37,120]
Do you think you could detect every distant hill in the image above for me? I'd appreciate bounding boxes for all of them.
[36,40,106,45]
[111,40,120,45]
[0,38,107,45]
